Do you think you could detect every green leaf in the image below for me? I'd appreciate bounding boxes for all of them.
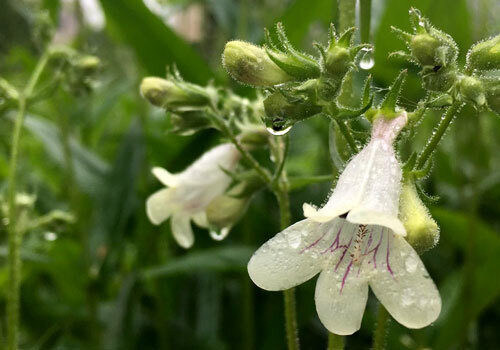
[99,0,214,84]
[23,114,110,197]
[141,246,254,279]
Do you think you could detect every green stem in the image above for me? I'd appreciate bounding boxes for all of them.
[6,50,50,350]
[338,0,356,31]
[359,0,372,43]
[336,119,358,153]
[372,304,391,350]
[328,332,344,350]
[415,102,460,169]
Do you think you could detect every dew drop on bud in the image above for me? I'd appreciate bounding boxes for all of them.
[266,126,292,136]
[209,227,230,241]
[360,49,375,70]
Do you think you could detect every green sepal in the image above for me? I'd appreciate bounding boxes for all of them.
[381,69,408,113]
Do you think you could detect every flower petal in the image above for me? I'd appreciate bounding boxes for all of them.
[346,139,406,236]
[315,260,369,335]
[171,214,195,249]
[192,211,209,228]
[368,234,441,329]
[248,219,339,291]
[152,167,179,187]
[304,141,379,222]
[146,188,176,225]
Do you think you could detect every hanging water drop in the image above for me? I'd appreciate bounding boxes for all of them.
[266,125,292,136]
[209,227,230,241]
[360,49,375,70]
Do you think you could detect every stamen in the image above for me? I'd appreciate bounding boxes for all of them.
[350,225,368,265]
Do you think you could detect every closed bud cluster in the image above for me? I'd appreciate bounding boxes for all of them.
[392,8,459,93]
[168,110,212,136]
[467,34,500,72]
[399,180,440,254]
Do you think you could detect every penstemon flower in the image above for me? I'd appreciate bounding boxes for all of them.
[248,112,441,335]
[146,143,240,248]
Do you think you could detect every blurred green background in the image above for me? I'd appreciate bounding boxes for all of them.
[1,0,499,349]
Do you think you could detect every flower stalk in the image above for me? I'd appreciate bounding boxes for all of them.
[7,49,50,350]
[328,332,344,350]
[372,304,391,350]
[415,102,461,170]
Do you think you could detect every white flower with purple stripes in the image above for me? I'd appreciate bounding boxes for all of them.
[146,143,240,248]
[248,112,441,335]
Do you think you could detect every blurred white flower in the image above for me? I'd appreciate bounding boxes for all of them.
[146,143,240,248]
[79,0,105,31]
[248,112,441,334]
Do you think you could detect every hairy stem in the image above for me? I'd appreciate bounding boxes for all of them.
[328,332,344,350]
[415,102,460,170]
[372,304,391,350]
[336,119,358,153]
[7,50,50,350]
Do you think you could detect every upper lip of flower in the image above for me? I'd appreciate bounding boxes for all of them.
[303,112,408,236]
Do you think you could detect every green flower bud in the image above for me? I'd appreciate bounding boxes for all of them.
[75,55,100,75]
[223,41,293,86]
[325,46,351,76]
[399,180,439,254]
[140,77,211,111]
[169,110,212,135]
[486,85,500,115]
[206,178,262,230]
[421,65,457,92]
[263,91,322,132]
[467,34,500,72]
[237,125,269,148]
[410,34,441,66]
[457,75,486,107]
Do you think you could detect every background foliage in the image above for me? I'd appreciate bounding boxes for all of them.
[0,0,499,348]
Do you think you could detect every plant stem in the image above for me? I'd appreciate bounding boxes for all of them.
[372,304,391,350]
[336,119,358,153]
[338,0,356,31]
[359,0,372,43]
[328,332,344,350]
[415,102,460,170]
[275,188,299,350]
[6,50,50,350]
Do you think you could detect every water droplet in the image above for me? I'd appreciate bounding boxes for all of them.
[405,256,418,273]
[44,231,58,241]
[266,126,292,136]
[287,230,302,249]
[360,49,375,70]
[209,227,230,241]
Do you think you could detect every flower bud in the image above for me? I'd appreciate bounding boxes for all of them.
[410,33,441,66]
[237,125,269,148]
[169,110,212,135]
[399,180,439,254]
[205,178,262,230]
[75,55,100,75]
[486,85,500,115]
[223,41,293,86]
[457,75,486,107]
[325,46,351,76]
[263,91,321,132]
[140,77,211,111]
[467,34,500,72]
[421,65,457,92]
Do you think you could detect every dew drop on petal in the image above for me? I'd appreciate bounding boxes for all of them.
[286,230,302,249]
[404,256,418,273]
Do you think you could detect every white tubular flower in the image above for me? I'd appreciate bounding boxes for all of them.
[303,112,408,236]
[248,113,441,335]
[146,143,240,248]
